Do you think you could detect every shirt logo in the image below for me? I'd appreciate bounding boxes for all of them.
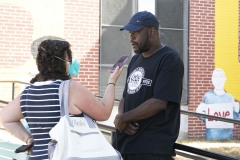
[137,20,141,23]
[127,67,152,94]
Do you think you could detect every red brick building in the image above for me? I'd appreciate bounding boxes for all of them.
[0,0,239,139]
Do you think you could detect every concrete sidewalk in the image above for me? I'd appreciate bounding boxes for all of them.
[0,129,24,145]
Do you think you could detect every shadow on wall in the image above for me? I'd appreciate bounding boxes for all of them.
[0,36,64,102]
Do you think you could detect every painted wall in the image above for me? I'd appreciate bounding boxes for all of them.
[189,0,240,139]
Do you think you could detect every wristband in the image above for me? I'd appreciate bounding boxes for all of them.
[107,83,115,86]
[26,137,32,144]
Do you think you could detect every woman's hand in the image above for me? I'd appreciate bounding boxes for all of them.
[108,66,123,85]
[15,137,34,154]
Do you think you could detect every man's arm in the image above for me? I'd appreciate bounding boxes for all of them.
[115,98,167,134]
[121,98,166,121]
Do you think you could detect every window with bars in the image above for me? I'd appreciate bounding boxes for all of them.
[100,0,188,104]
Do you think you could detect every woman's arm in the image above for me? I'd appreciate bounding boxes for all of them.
[70,66,123,121]
[0,94,32,144]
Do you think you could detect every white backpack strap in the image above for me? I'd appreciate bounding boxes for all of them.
[59,80,73,126]
[58,81,65,117]
[83,114,97,128]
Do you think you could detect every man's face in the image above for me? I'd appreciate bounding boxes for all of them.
[129,27,151,54]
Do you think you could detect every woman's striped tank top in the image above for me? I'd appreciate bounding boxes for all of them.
[20,80,62,160]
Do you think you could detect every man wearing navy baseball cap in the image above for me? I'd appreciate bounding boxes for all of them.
[120,11,159,32]
[113,11,184,160]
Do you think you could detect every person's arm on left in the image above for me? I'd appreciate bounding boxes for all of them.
[0,94,32,144]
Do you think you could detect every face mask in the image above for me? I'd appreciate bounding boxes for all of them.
[68,58,80,77]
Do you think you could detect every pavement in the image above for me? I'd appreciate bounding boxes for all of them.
[179,141,240,149]
[0,129,24,145]
[0,105,239,160]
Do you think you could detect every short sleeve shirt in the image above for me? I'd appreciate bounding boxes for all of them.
[113,46,184,156]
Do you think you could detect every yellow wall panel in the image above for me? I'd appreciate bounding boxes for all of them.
[215,0,240,100]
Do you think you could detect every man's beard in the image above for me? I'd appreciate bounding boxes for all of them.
[133,35,151,54]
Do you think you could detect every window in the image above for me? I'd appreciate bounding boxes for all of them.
[100,0,188,104]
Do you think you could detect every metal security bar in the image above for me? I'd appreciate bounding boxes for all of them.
[0,81,239,160]
[0,80,30,101]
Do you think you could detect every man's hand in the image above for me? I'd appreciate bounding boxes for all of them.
[114,114,127,132]
[123,122,139,135]
[114,114,139,135]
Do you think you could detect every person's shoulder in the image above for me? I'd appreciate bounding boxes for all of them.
[131,54,140,59]
[203,90,219,100]
[69,79,81,87]
[161,46,179,56]
[225,92,234,99]
[129,54,140,64]
[159,46,183,64]
[155,46,178,59]
[69,80,87,92]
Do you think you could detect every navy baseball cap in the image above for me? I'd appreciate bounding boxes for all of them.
[120,11,159,32]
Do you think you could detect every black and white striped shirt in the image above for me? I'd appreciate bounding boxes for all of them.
[21,80,62,160]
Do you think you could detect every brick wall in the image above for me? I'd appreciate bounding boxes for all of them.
[189,0,215,138]
[0,0,239,139]
[0,4,33,68]
[64,0,99,94]
[0,3,33,101]
[0,1,100,101]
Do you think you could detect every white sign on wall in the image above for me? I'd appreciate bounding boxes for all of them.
[205,103,235,128]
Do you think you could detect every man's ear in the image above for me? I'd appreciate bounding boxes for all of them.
[152,28,155,35]
[148,27,155,37]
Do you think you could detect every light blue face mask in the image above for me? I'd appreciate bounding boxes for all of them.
[68,58,80,77]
